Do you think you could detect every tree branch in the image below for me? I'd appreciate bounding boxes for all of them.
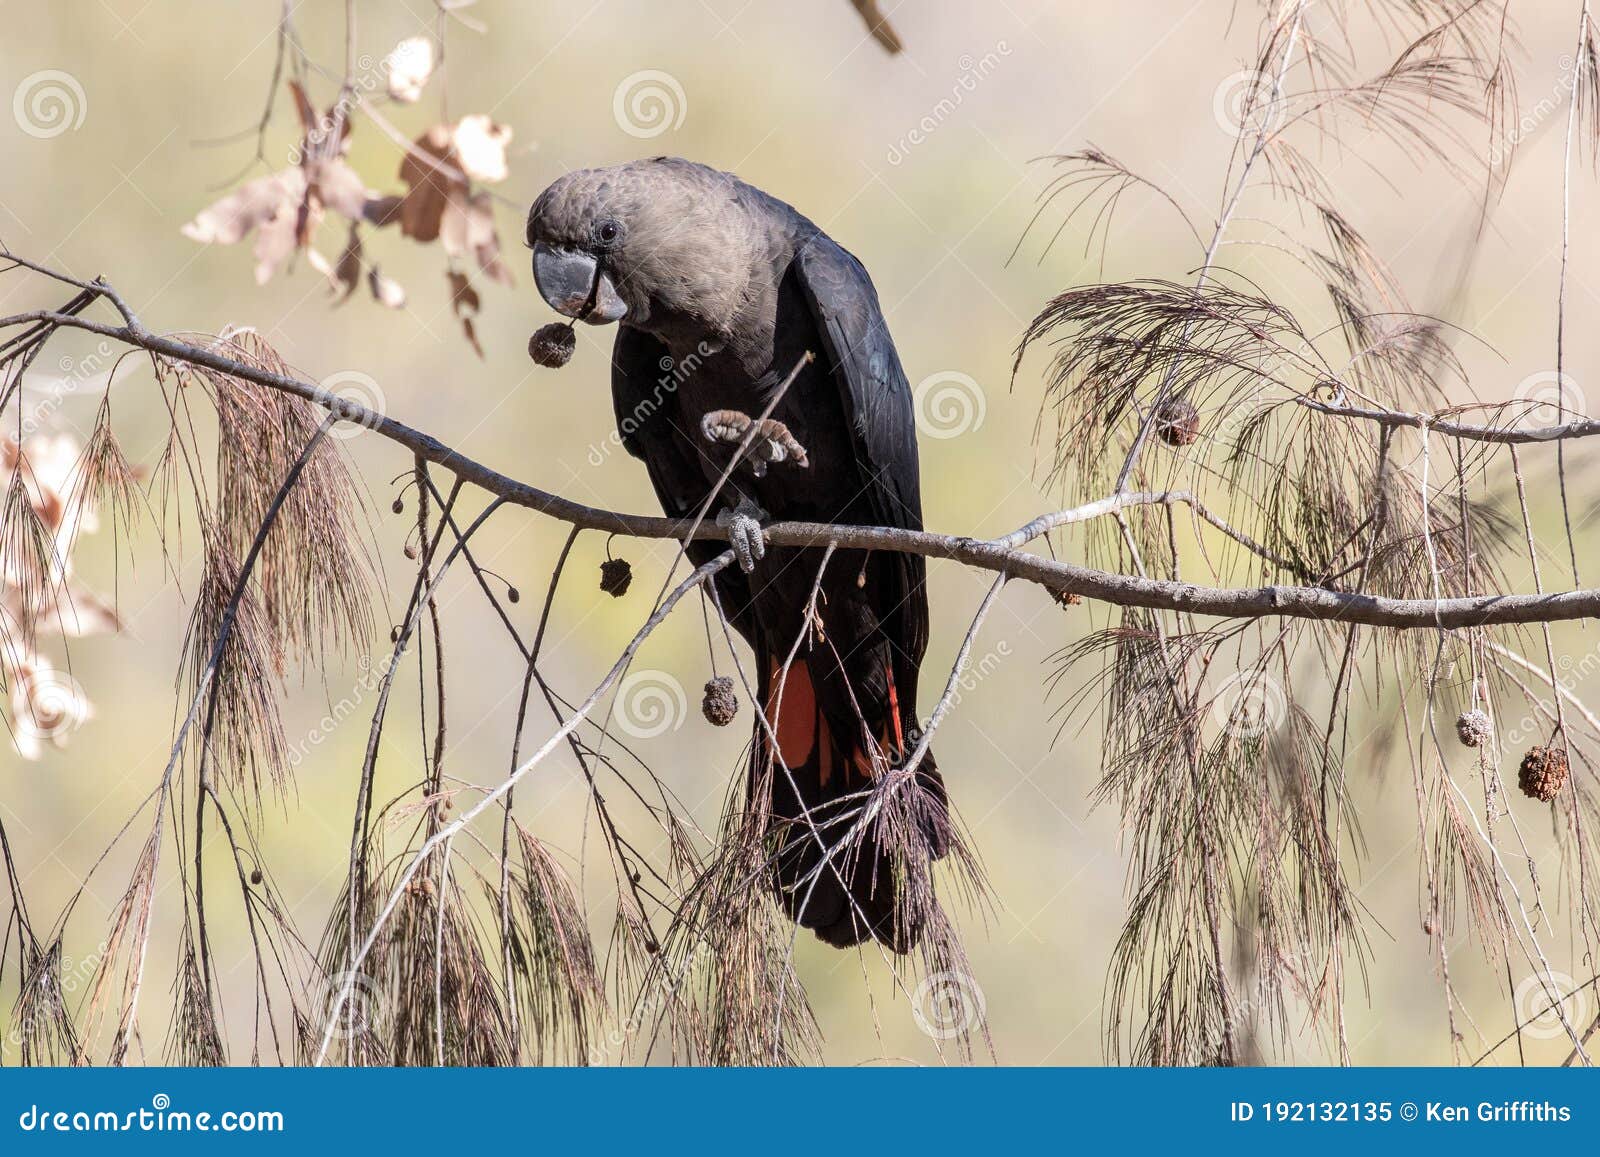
[7,282,1600,631]
[1300,395,1600,445]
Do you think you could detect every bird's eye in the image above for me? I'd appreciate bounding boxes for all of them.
[595,219,621,247]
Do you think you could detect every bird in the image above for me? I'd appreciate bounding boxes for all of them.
[527,157,949,952]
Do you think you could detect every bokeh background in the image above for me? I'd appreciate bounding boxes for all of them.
[1,0,1597,1065]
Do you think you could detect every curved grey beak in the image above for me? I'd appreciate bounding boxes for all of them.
[532,242,627,324]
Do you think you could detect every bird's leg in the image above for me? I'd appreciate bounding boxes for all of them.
[716,495,768,573]
[700,409,809,478]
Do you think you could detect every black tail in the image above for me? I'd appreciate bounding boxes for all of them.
[752,653,947,952]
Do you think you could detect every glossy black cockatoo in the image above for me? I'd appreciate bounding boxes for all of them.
[527,158,948,952]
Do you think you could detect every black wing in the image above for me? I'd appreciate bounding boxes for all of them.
[793,232,929,667]
[610,324,698,514]
[610,323,755,634]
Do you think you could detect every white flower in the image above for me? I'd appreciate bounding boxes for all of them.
[452,115,512,184]
[386,36,435,104]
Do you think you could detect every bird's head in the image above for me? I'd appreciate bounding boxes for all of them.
[526,159,760,337]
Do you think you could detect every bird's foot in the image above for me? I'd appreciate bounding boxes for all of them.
[716,497,768,573]
[700,409,809,478]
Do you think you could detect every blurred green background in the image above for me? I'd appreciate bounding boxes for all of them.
[1,1,1596,1065]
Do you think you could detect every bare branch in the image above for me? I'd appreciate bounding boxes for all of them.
[3,295,1598,631]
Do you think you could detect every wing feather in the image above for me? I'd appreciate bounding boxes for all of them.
[793,234,929,666]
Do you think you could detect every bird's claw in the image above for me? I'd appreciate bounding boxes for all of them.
[716,498,768,573]
[700,409,809,478]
